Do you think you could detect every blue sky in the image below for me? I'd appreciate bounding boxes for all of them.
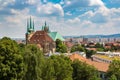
[0,0,120,38]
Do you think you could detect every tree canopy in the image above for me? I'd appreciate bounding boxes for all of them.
[85,49,96,58]
[56,39,67,53]
[106,60,120,80]
[0,37,102,80]
[23,44,44,80]
[72,60,100,80]
[71,44,85,53]
[42,55,73,80]
[0,37,24,80]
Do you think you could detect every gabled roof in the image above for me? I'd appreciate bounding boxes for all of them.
[48,32,65,41]
[29,31,53,44]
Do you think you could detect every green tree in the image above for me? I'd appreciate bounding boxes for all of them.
[18,43,26,58]
[19,43,25,52]
[56,39,67,53]
[97,48,104,51]
[110,45,120,52]
[42,58,55,80]
[0,37,24,80]
[95,43,103,48]
[77,44,85,52]
[106,60,120,80]
[71,45,77,53]
[72,60,100,80]
[71,44,85,53]
[23,44,44,80]
[94,43,105,51]
[108,75,117,80]
[85,49,96,58]
[42,55,73,80]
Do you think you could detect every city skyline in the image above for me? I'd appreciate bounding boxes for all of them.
[0,0,120,38]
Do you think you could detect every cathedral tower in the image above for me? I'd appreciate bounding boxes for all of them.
[26,17,35,44]
[42,21,50,33]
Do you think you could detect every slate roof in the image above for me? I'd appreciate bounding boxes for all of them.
[48,32,65,41]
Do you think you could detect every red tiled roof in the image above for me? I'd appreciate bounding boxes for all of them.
[105,46,111,49]
[69,53,109,72]
[29,31,53,43]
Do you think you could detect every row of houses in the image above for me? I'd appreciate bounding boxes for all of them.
[68,37,120,43]
[69,53,109,80]
[97,51,120,56]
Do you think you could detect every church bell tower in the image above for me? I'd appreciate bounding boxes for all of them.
[26,17,35,44]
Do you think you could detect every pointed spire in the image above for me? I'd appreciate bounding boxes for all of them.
[33,19,34,31]
[45,21,47,26]
[30,16,32,29]
[27,18,29,33]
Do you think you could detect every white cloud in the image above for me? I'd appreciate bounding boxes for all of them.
[66,11,72,16]
[67,18,80,24]
[63,0,89,10]
[1,0,120,38]
[1,7,120,38]
[37,3,64,17]
[0,8,31,38]
[26,0,40,5]
[89,0,104,7]
[0,0,15,10]
[5,8,30,24]
[63,0,107,12]
[79,7,120,23]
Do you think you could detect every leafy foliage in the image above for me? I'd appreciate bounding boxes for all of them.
[0,37,24,80]
[106,60,120,80]
[85,49,96,58]
[56,39,67,53]
[0,37,102,80]
[108,75,117,80]
[42,55,73,80]
[71,44,85,53]
[72,60,100,80]
[95,43,104,48]
[23,44,44,80]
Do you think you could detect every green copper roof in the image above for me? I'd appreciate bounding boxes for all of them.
[30,16,32,29]
[48,32,65,41]
[41,21,50,33]
[26,17,35,34]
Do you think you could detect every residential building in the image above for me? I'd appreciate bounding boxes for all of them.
[69,53,109,80]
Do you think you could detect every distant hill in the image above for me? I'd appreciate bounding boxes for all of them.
[64,34,120,38]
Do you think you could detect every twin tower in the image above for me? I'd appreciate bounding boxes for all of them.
[25,17,50,44]
[26,17,50,34]
[26,17,35,34]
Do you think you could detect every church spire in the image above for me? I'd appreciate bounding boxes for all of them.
[30,16,32,29]
[33,19,34,31]
[45,21,47,26]
[43,21,50,33]
[27,19,29,33]
[27,16,35,34]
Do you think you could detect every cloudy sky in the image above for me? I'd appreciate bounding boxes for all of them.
[0,0,120,38]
